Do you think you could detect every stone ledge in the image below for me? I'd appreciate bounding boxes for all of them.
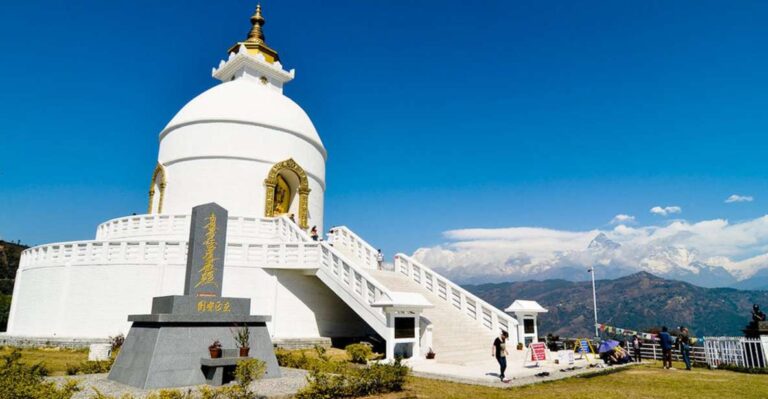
[0,333,109,349]
[127,314,271,323]
[200,356,253,367]
[272,337,332,350]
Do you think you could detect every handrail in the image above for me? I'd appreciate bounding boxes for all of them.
[394,253,517,336]
[272,218,393,330]
[329,226,379,270]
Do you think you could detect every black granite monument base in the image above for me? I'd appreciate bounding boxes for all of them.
[107,203,281,389]
[107,310,280,389]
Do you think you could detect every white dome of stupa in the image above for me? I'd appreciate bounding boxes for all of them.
[160,77,323,151]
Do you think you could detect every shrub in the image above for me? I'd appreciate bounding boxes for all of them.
[275,348,346,373]
[0,348,80,399]
[295,359,409,399]
[65,359,114,375]
[716,364,768,374]
[345,343,373,364]
[109,334,125,353]
[234,358,266,386]
[90,388,194,399]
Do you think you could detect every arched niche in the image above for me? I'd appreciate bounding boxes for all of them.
[147,164,167,214]
[264,158,310,229]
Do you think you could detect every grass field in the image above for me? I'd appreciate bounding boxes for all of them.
[370,361,768,399]
[3,346,767,398]
[0,346,88,376]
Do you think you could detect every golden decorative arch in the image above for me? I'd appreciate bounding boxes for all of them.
[147,163,167,214]
[264,158,310,229]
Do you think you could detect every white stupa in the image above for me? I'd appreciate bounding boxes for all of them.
[6,6,519,361]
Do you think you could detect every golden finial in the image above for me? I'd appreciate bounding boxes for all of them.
[247,4,266,44]
[229,3,280,63]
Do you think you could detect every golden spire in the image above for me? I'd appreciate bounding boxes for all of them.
[229,4,280,63]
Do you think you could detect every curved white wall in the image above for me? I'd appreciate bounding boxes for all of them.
[158,122,325,231]
[7,238,374,340]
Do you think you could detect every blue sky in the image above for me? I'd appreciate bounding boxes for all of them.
[1,0,767,261]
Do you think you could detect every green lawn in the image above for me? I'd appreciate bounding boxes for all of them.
[0,346,88,376]
[3,346,767,398]
[371,361,768,399]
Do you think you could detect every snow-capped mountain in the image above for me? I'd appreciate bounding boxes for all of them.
[415,233,746,288]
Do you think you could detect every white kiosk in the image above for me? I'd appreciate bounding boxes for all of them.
[505,300,548,347]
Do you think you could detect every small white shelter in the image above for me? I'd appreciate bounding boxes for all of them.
[372,292,434,359]
[505,300,548,347]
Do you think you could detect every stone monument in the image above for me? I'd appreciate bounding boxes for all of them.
[108,203,280,389]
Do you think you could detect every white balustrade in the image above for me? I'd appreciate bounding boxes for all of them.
[20,240,322,271]
[94,214,306,242]
[329,226,380,270]
[394,253,516,335]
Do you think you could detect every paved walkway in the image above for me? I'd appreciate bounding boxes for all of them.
[48,367,308,399]
[406,351,636,387]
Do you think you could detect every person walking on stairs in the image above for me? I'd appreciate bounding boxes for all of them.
[492,330,509,382]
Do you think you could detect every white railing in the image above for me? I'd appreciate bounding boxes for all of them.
[277,220,392,331]
[329,226,379,270]
[317,244,392,328]
[394,253,517,337]
[95,214,305,242]
[703,337,767,369]
[20,240,322,270]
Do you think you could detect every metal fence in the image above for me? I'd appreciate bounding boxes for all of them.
[703,337,766,369]
[558,337,767,369]
[633,341,707,365]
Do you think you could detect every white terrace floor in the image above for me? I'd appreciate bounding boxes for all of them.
[403,352,619,387]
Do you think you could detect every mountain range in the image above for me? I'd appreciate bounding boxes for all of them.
[418,232,768,290]
[465,271,768,337]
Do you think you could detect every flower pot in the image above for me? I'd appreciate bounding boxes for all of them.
[239,347,250,357]
[209,348,222,358]
[426,353,435,360]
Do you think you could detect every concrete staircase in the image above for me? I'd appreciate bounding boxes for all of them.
[369,269,499,365]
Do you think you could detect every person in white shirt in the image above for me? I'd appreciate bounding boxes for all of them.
[376,249,384,270]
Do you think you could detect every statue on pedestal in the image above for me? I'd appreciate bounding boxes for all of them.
[753,304,767,323]
[744,303,768,338]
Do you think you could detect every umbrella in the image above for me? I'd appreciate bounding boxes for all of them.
[597,340,620,353]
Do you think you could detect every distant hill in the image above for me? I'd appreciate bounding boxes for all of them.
[0,240,27,295]
[0,240,28,331]
[464,272,768,337]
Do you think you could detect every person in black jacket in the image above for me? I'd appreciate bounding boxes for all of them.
[491,330,509,382]
[631,334,642,363]
[676,326,692,370]
[659,326,673,369]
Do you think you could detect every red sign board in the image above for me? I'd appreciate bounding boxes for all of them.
[530,342,547,361]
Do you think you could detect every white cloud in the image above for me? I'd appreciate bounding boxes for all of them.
[650,206,682,216]
[725,194,753,203]
[412,215,768,284]
[610,214,636,225]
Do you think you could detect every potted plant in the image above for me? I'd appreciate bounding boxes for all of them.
[517,342,524,351]
[209,340,222,358]
[426,348,436,360]
[231,324,250,357]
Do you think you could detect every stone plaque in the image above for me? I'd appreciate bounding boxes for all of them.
[183,203,228,298]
